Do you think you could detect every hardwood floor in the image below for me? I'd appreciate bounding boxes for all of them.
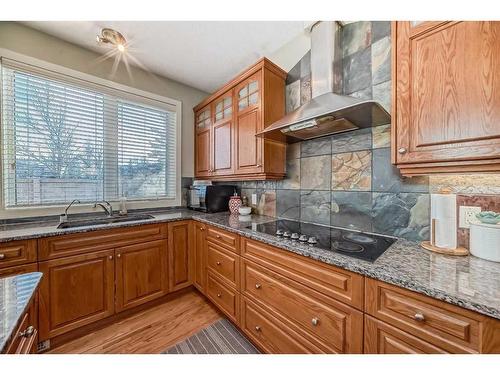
[48,290,222,354]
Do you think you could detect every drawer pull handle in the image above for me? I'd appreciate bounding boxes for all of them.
[255,284,261,289]
[311,317,320,326]
[200,227,205,231]
[19,326,35,338]
[117,254,121,258]
[216,235,221,239]
[414,312,425,322]
[217,293,222,298]
[398,147,407,154]
[216,261,221,266]
[0,253,5,260]
[255,326,261,332]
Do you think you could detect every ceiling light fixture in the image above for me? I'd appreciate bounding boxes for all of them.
[96,28,127,53]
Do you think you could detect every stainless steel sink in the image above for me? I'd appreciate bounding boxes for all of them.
[57,214,155,229]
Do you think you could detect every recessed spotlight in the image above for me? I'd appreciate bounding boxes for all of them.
[96,28,127,53]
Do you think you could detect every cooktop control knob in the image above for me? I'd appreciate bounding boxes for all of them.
[291,233,299,240]
[276,229,284,236]
[283,231,291,238]
[307,236,317,245]
[299,234,309,242]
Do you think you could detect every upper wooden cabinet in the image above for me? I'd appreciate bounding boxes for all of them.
[194,58,287,181]
[392,21,500,175]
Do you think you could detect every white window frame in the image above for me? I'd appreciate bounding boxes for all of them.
[0,48,182,219]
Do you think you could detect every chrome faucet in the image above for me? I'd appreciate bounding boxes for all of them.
[60,199,81,223]
[94,200,113,217]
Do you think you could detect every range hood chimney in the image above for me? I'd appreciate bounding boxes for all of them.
[258,21,391,143]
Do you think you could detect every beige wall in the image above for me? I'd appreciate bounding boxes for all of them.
[268,29,311,72]
[0,22,208,177]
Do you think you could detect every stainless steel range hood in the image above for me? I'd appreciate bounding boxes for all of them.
[258,21,390,143]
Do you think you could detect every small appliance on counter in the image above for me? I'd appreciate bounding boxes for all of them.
[470,215,500,262]
[187,181,238,213]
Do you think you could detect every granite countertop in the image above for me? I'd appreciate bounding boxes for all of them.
[0,272,42,353]
[1,209,500,320]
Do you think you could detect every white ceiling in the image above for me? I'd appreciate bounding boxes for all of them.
[23,21,306,93]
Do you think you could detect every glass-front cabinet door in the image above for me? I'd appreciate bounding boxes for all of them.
[211,91,234,175]
[195,106,212,177]
[234,71,263,174]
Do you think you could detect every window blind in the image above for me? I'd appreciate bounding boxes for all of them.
[1,59,178,208]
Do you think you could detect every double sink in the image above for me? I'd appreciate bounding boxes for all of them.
[57,213,155,229]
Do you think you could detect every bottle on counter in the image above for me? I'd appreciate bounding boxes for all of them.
[119,197,128,215]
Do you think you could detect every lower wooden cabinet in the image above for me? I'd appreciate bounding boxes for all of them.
[193,222,207,292]
[241,297,321,354]
[206,271,240,323]
[168,221,193,291]
[115,240,168,312]
[6,308,38,354]
[364,315,448,354]
[39,250,115,340]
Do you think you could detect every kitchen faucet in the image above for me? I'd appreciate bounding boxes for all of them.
[59,199,81,223]
[94,201,114,217]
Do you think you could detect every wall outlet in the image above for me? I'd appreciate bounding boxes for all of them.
[459,206,482,229]
[251,193,257,205]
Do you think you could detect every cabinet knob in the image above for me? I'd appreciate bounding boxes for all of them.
[108,255,113,260]
[217,293,222,298]
[19,326,35,338]
[256,164,262,168]
[255,284,261,289]
[216,261,221,266]
[311,317,320,326]
[216,235,221,239]
[117,254,121,258]
[414,312,425,322]
[398,147,407,154]
[0,253,5,260]
[200,227,205,231]
[255,326,261,332]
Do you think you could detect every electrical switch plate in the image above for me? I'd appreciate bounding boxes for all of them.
[459,206,482,229]
[251,193,257,205]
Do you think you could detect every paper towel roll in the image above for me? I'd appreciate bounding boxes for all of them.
[430,193,457,249]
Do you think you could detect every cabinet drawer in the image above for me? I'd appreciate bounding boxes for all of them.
[365,278,482,353]
[0,263,38,278]
[206,272,239,323]
[241,237,363,309]
[38,224,167,260]
[207,241,240,289]
[207,226,239,253]
[242,259,363,353]
[241,297,320,354]
[364,315,448,354]
[0,240,37,269]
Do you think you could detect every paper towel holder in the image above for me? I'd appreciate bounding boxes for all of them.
[421,187,469,256]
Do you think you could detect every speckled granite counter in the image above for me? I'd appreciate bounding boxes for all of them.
[0,209,499,320]
[0,272,42,353]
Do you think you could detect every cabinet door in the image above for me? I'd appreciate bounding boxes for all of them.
[38,250,115,340]
[115,240,168,312]
[394,21,500,172]
[195,106,212,177]
[364,316,448,354]
[212,92,234,176]
[235,72,263,174]
[193,222,207,292]
[168,221,193,291]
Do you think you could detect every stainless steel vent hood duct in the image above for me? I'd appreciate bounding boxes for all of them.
[258,21,391,143]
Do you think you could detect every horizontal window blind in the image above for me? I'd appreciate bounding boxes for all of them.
[1,59,178,208]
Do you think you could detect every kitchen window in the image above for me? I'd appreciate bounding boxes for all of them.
[0,58,180,210]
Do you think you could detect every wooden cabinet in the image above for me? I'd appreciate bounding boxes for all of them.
[115,240,168,312]
[365,278,500,353]
[193,222,207,292]
[194,58,287,181]
[168,221,193,292]
[38,250,115,340]
[392,21,500,175]
[0,240,36,269]
[364,315,448,354]
[194,106,212,177]
[5,308,38,354]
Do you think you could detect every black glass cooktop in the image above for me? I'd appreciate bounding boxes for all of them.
[251,220,396,262]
